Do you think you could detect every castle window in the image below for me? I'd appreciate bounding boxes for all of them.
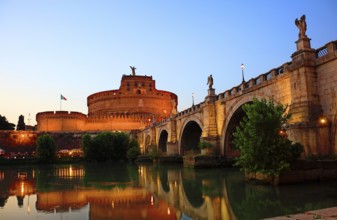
[126,82,130,86]
[135,82,138,86]
[137,90,141,94]
[142,82,145,87]
[149,83,152,87]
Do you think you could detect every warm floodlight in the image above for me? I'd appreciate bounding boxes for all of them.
[320,117,327,125]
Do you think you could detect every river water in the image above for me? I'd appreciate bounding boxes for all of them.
[0,163,336,220]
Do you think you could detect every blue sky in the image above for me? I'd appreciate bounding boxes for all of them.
[1,0,336,125]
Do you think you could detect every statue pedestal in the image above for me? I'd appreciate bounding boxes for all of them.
[296,37,311,51]
[208,88,215,96]
[205,89,216,102]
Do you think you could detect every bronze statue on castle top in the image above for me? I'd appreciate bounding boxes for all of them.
[295,15,307,39]
[130,66,136,76]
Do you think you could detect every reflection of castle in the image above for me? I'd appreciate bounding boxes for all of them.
[0,164,236,219]
[0,169,36,209]
[36,188,176,219]
[36,70,178,132]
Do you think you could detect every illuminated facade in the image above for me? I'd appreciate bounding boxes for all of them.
[36,73,178,132]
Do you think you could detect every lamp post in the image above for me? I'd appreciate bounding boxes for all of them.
[192,93,195,107]
[241,63,245,83]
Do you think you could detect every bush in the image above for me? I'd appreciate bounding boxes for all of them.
[82,133,92,159]
[36,134,57,163]
[198,140,213,149]
[233,98,303,178]
[127,138,141,162]
[147,144,161,160]
[127,146,141,162]
[82,132,138,162]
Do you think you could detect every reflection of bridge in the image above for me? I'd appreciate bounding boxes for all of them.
[138,33,337,158]
[139,165,238,220]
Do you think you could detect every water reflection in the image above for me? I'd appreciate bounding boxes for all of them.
[0,163,336,219]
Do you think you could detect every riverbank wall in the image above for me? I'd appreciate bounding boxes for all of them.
[0,131,88,156]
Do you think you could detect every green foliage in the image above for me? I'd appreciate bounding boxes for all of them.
[127,139,141,162]
[198,140,213,149]
[82,132,137,162]
[147,144,161,159]
[90,132,115,161]
[82,133,92,159]
[36,134,57,163]
[112,132,130,159]
[16,115,26,130]
[233,98,303,178]
[0,114,15,130]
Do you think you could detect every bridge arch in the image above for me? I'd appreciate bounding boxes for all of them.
[221,95,278,157]
[178,171,208,218]
[144,134,151,153]
[179,117,203,155]
[158,128,169,154]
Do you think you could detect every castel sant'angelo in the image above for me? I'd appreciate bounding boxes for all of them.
[36,67,178,132]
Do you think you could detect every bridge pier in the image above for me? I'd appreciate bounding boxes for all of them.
[201,89,220,153]
[167,141,179,155]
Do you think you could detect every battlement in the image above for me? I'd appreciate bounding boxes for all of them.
[86,112,154,122]
[36,111,87,120]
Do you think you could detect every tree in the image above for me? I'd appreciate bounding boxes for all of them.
[127,138,141,162]
[111,132,130,160]
[82,133,92,159]
[81,131,132,162]
[0,115,15,130]
[17,115,26,130]
[36,134,57,163]
[233,98,303,179]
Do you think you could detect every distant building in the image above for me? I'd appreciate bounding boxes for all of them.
[36,72,178,132]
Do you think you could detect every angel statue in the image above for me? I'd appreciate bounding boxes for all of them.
[295,15,307,39]
[207,74,213,90]
[130,66,136,76]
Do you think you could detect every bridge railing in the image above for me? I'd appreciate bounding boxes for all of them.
[218,40,337,102]
[315,40,337,59]
[176,102,203,118]
[217,62,291,101]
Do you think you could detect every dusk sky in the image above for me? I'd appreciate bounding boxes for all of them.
[1,0,336,126]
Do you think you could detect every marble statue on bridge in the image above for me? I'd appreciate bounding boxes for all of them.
[207,74,213,90]
[295,15,307,39]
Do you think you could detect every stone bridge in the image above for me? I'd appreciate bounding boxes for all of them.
[137,35,337,158]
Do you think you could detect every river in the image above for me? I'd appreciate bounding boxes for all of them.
[0,163,336,219]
